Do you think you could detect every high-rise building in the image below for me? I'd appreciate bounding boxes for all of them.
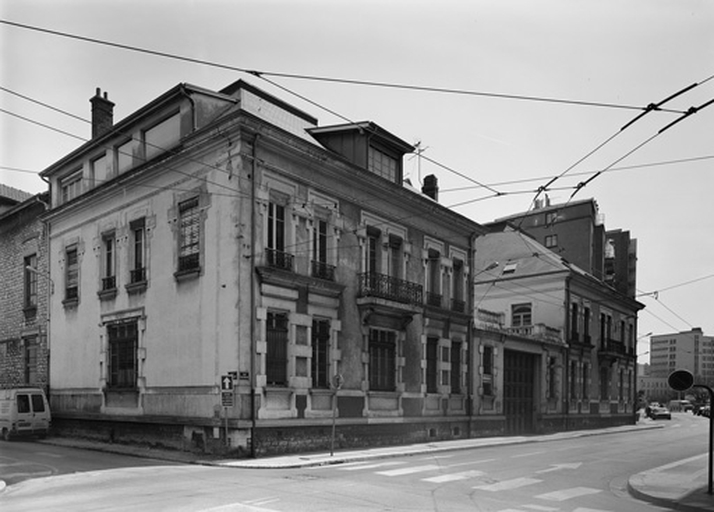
[649,328,714,384]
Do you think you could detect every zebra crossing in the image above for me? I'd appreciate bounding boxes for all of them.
[332,459,610,512]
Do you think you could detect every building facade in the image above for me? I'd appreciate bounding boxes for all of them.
[40,81,494,455]
[471,224,644,433]
[649,328,714,385]
[0,188,50,393]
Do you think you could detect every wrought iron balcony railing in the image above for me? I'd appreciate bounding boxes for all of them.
[102,276,116,291]
[451,298,465,313]
[266,248,294,272]
[311,260,336,281]
[130,267,146,284]
[178,253,200,272]
[426,292,442,308]
[359,272,423,306]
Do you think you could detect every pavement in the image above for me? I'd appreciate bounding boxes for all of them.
[6,421,714,511]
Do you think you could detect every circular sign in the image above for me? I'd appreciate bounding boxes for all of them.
[668,369,694,392]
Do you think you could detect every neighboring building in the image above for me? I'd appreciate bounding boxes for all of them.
[495,197,637,298]
[649,328,714,385]
[0,187,50,393]
[472,223,644,432]
[40,81,490,455]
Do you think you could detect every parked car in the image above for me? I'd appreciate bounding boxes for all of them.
[698,405,711,418]
[668,399,694,412]
[0,387,51,440]
[648,406,672,420]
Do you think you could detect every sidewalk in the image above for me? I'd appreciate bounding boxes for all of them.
[29,422,714,511]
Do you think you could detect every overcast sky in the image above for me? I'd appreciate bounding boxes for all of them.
[1,0,712,362]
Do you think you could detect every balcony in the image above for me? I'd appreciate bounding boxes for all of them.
[508,324,563,344]
[178,253,200,272]
[311,260,335,281]
[130,267,146,284]
[266,248,294,272]
[598,339,633,364]
[358,272,423,307]
[451,298,465,313]
[426,292,442,308]
[102,275,117,291]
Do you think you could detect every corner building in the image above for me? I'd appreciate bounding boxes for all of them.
[41,81,488,455]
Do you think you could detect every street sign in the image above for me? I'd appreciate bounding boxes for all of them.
[221,391,234,407]
[221,374,234,391]
[668,369,694,392]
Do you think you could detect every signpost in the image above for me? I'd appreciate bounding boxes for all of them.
[668,369,712,495]
[221,374,234,445]
[330,374,343,456]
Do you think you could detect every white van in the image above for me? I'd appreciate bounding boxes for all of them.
[0,387,51,440]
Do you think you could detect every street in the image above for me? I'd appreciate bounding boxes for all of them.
[0,413,708,511]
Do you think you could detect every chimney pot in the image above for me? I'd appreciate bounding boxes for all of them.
[422,174,439,201]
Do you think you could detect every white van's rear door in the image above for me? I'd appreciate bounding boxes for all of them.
[30,393,49,433]
[15,393,34,435]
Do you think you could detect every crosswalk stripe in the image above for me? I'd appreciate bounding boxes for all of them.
[422,469,485,483]
[375,464,442,476]
[473,477,542,492]
[338,461,406,471]
[535,487,601,501]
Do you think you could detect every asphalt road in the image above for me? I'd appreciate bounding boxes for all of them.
[0,412,707,511]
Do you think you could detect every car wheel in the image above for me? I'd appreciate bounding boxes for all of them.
[1,428,10,441]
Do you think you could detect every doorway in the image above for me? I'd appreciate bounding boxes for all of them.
[503,350,537,434]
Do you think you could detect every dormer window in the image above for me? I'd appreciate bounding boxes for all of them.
[368,146,398,182]
[60,170,83,204]
[144,112,180,161]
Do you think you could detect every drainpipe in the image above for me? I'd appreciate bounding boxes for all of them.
[564,275,571,431]
[250,132,260,458]
[39,176,51,398]
[179,84,197,131]
[467,232,477,438]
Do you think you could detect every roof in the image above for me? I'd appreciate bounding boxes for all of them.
[0,183,33,203]
[308,121,415,153]
[494,198,598,223]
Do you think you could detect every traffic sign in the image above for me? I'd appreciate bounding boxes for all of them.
[668,369,695,392]
[221,374,234,391]
[221,391,234,407]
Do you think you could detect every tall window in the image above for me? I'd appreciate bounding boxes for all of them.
[116,140,133,174]
[107,320,138,389]
[266,312,288,386]
[178,197,200,272]
[24,336,38,385]
[600,366,610,400]
[369,329,396,391]
[548,357,557,400]
[512,303,532,327]
[312,219,333,280]
[451,341,462,394]
[267,201,291,270]
[570,360,578,399]
[60,171,82,204]
[102,233,116,291]
[388,235,402,279]
[482,345,494,396]
[91,154,108,187]
[65,247,79,301]
[582,363,589,399]
[366,227,380,274]
[570,303,579,340]
[583,307,591,343]
[312,319,330,389]
[130,218,146,283]
[426,249,441,307]
[452,259,464,311]
[24,254,38,310]
[426,337,438,393]
[367,146,398,182]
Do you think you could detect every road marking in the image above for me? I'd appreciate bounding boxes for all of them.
[444,458,496,468]
[522,505,559,511]
[473,477,542,491]
[510,450,546,459]
[535,462,583,473]
[338,461,406,471]
[422,470,485,483]
[33,451,63,458]
[376,464,442,476]
[536,487,601,501]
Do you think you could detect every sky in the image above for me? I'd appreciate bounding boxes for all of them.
[1,0,712,362]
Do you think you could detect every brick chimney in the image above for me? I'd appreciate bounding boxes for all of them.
[90,88,114,138]
[422,174,439,201]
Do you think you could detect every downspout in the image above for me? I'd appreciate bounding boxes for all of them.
[250,132,259,458]
[467,232,477,438]
[39,176,51,398]
[564,275,571,431]
[179,84,197,131]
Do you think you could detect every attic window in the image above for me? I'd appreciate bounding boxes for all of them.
[502,262,518,275]
[368,146,398,182]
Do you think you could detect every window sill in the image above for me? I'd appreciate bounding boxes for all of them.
[125,281,148,294]
[174,267,200,282]
[97,288,118,301]
[62,297,79,308]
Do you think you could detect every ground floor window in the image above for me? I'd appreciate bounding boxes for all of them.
[312,319,330,389]
[450,341,462,394]
[266,312,289,386]
[24,336,38,385]
[369,328,396,391]
[600,366,610,400]
[426,337,438,393]
[107,320,138,389]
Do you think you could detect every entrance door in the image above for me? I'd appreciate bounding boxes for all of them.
[503,350,537,434]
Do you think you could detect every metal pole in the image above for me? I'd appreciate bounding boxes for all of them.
[330,389,337,456]
[694,384,713,495]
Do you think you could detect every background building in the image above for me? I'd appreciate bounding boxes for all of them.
[649,328,714,387]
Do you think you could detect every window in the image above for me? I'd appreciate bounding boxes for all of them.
[580,363,589,399]
[511,303,532,327]
[107,320,138,389]
[91,154,108,187]
[548,357,557,400]
[178,197,200,272]
[65,247,79,301]
[60,171,82,204]
[130,218,146,283]
[24,254,38,310]
[600,366,609,400]
[426,337,438,393]
[24,336,38,385]
[116,140,133,174]
[452,259,464,311]
[583,307,591,343]
[570,360,578,400]
[266,312,288,386]
[368,146,398,182]
[312,219,334,280]
[267,201,291,270]
[441,346,450,386]
[388,234,403,280]
[427,248,441,307]
[312,319,330,389]
[482,345,494,396]
[451,341,462,394]
[369,329,396,391]
[544,234,558,248]
[101,233,116,291]
[144,113,180,161]
[570,303,579,340]
[545,211,558,226]
[365,227,380,274]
